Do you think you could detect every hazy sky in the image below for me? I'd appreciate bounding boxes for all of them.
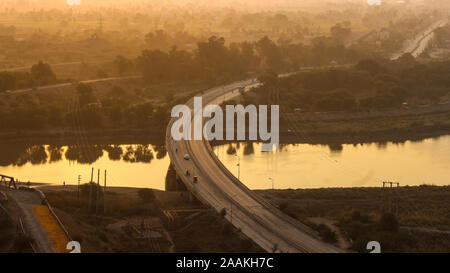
[2,0,446,12]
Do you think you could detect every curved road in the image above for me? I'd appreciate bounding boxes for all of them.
[166,78,342,253]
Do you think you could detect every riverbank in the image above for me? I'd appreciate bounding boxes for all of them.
[0,128,166,145]
[281,109,450,144]
[1,120,450,146]
[39,185,263,253]
[36,184,450,253]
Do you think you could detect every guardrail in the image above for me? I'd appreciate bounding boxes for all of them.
[18,217,38,253]
[202,139,320,239]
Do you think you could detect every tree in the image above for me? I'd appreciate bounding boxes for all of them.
[145,30,171,50]
[258,70,279,87]
[137,188,156,203]
[76,83,96,107]
[317,224,338,243]
[31,61,56,85]
[396,53,416,69]
[0,72,15,92]
[108,105,123,124]
[137,49,171,82]
[80,182,103,201]
[355,59,385,75]
[330,23,351,41]
[109,85,125,97]
[379,213,399,232]
[197,36,229,80]
[113,56,133,76]
[79,104,102,128]
[256,36,283,71]
[47,105,63,126]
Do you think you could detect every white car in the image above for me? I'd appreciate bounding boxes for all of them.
[184,154,190,160]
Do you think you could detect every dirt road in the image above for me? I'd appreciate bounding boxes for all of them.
[4,188,55,253]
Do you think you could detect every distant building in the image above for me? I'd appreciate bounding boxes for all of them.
[67,0,82,6]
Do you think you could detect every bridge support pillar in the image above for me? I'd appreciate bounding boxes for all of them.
[165,163,187,192]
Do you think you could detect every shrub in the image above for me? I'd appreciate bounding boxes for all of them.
[379,213,399,232]
[80,183,103,201]
[317,224,338,243]
[278,202,288,211]
[72,234,83,244]
[351,209,370,223]
[221,223,233,235]
[219,208,227,218]
[137,188,156,202]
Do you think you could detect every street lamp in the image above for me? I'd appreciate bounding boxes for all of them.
[228,193,238,225]
[235,154,240,180]
[268,177,274,191]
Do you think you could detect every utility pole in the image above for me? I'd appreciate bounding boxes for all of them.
[396,183,399,216]
[77,175,81,207]
[381,181,400,215]
[88,167,93,212]
[269,177,274,190]
[96,169,100,214]
[104,169,107,214]
[229,193,237,225]
[389,182,392,213]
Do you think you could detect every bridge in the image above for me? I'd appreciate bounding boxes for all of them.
[0,174,17,189]
[165,78,342,253]
[391,19,448,60]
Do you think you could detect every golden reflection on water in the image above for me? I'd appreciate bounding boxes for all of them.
[0,145,171,190]
[0,136,449,190]
[215,136,450,189]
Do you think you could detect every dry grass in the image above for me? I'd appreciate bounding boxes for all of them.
[33,205,70,253]
[258,186,450,252]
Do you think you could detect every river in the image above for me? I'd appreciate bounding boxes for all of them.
[0,136,449,189]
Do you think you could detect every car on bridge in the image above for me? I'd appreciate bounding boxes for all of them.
[184,154,190,160]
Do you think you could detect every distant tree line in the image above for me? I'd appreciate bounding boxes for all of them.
[0,80,191,131]
[256,55,450,112]
[0,61,56,92]
[115,35,366,85]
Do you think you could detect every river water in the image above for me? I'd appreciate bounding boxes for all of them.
[0,136,449,190]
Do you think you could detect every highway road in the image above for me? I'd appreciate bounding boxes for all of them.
[0,61,104,73]
[166,78,343,253]
[391,19,448,60]
[7,75,141,94]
